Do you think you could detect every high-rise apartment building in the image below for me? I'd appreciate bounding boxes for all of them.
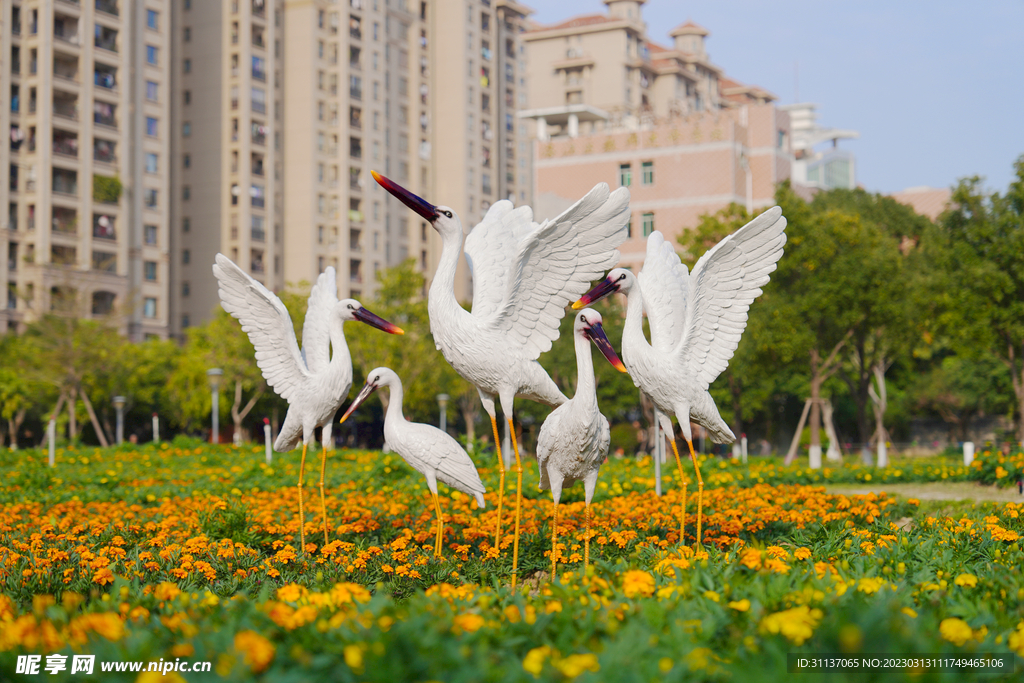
[520,0,792,269]
[2,0,172,339]
[170,0,283,336]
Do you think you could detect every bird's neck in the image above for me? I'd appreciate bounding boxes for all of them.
[328,314,351,371]
[572,333,598,410]
[383,382,405,425]
[428,228,469,325]
[622,285,652,358]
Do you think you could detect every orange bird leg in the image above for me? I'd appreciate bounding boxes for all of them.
[491,415,505,553]
[551,500,559,581]
[318,440,330,547]
[584,503,591,571]
[433,493,444,558]
[297,442,308,550]
[509,418,523,588]
[669,439,687,538]
[686,438,704,547]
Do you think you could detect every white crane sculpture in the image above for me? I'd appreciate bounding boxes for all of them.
[575,207,787,546]
[339,367,486,558]
[213,254,404,549]
[536,308,627,580]
[372,170,629,585]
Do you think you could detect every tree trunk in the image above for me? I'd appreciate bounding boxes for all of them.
[728,373,744,442]
[67,386,78,442]
[823,400,842,462]
[808,349,823,469]
[458,393,478,446]
[231,380,263,445]
[79,388,110,447]
[785,398,813,465]
[868,361,888,467]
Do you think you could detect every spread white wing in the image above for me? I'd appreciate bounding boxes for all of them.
[677,206,787,389]
[637,231,690,354]
[468,184,630,359]
[464,200,539,319]
[213,253,310,402]
[301,267,338,374]
[398,422,486,499]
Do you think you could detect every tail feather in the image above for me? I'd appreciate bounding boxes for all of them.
[273,410,303,452]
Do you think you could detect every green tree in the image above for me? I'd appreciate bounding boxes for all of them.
[932,155,1024,441]
[0,334,49,449]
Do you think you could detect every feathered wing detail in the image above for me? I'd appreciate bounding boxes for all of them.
[399,423,486,504]
[212,253,310,402]
[464,200,537,319]
[637,231,690,354]
[300,267,338,374]
[676,207,787,389]
[491,184,631,359]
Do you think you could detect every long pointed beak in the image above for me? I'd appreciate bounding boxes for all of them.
[574,277,619,310]
[585,322,627,373]
[372,170,439,222]
[353,306,404,335]
[339,382,378,425]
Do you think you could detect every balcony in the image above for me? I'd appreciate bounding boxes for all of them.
[53,132,79,157]
[252,0,266,18]
[51,245,78,267]
[93,139,116,164]
[251,123,267,146]
[251,218,266,242]
[93,214,116,240]
[54,98,79,120]
[54,17,81,46]
[53,207,78,235]
[93,102,117,128]
[95,0,119,17]
[52,170,78,196]
[94,26,118,53]
[54,56,80,83]
[91,250,116,273]
[94,66,117,90]
[252,30,266,49]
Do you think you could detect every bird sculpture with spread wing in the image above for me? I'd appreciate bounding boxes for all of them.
[537,308,627,580]
[213,254,404,549]
[339,367,486,558]
[372,170,629,585]
[575,207,787,546]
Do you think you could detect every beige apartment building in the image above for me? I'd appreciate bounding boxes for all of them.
[2,0,172,339]
[521,0,792,269]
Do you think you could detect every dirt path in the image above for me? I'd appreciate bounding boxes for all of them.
[825,481,1024,503]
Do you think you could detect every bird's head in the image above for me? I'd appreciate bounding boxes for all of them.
[573,268,634,309]
[335,299,404,335]
[372,170,462,239]
[339,367,398,425]
[575,308,627,372]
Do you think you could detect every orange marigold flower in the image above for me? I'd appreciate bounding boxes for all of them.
[621,570,655,598]
[92,567,115,585]
[234,630,275,673]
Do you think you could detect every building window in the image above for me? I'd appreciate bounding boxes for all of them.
[183,154,191,168]
[146,45,158,65]
[144,224,158,245]
[183,90,191,105]
[183,186,191,201]
[642,161,654,185]
[182,249,191,265]
[182,282,190,297]
[184,27,191,42]
[183,58,192,73]
[144,189,158,208]
[626,219,632,239]
[146,9,159,30]
[642,212,654,237]
[182,217,191,233]
[143,297,157,318]
[181,314,190,328]
[145,153,158,174]
[182,122,191,136]
[144,261,157,281]
[618,163,632,187]
[146,80,158,101]
[146,117,158,136]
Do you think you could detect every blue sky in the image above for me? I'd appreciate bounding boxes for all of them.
[528,1,1024,195]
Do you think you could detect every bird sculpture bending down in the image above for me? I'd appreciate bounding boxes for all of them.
[213,254,404,549]
[372,170,629,586]
[339,367,486,558]
[575,207,787,547]
[537,308,627,580]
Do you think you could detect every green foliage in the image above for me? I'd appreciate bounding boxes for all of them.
[91,174,122,204]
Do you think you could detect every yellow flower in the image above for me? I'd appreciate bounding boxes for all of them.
[621,570,655,598]
[728,599,751,612]
[276,584,305,603]
[553,653,600,678]
[452,613,485,633]
[939,618,973,646]
[954,574,978,588]
[92,567,115,585]
[544,601,563,614]
[760,606,823,645]
[1008,623,1024,657]
[901,607,917,618]
[234,630,274,673]
[794,547,812,561]
[523,646,552,678]
[703,590,720,603]
[343,644,365,673]
[154,582,181,602]
[740,548,762,570]
[137,672,186,683]
[857,577,888,595]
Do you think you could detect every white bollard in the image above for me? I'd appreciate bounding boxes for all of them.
[741,435,748,464]
[963,441,975,467]
[48,419,56,467]
[732,443,741,460]
[264,419,273,464]
[809,444,822,470]
[152,413,160,443]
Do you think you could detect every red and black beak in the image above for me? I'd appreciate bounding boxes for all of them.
[584,321,627,373]
[353,306,404,335]
[339,380,379,425]
[372,170,439,222]
[573,276,620,310]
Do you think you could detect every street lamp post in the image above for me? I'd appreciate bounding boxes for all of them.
[207,368,223,444]
[113,396,127,445]
[436,393,449,433]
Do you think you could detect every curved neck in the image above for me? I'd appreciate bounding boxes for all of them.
[328,314,351,370]
[383,380,405,424]
[573,332,598,408]
[622,284,651,355]
[428,227,471,327]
